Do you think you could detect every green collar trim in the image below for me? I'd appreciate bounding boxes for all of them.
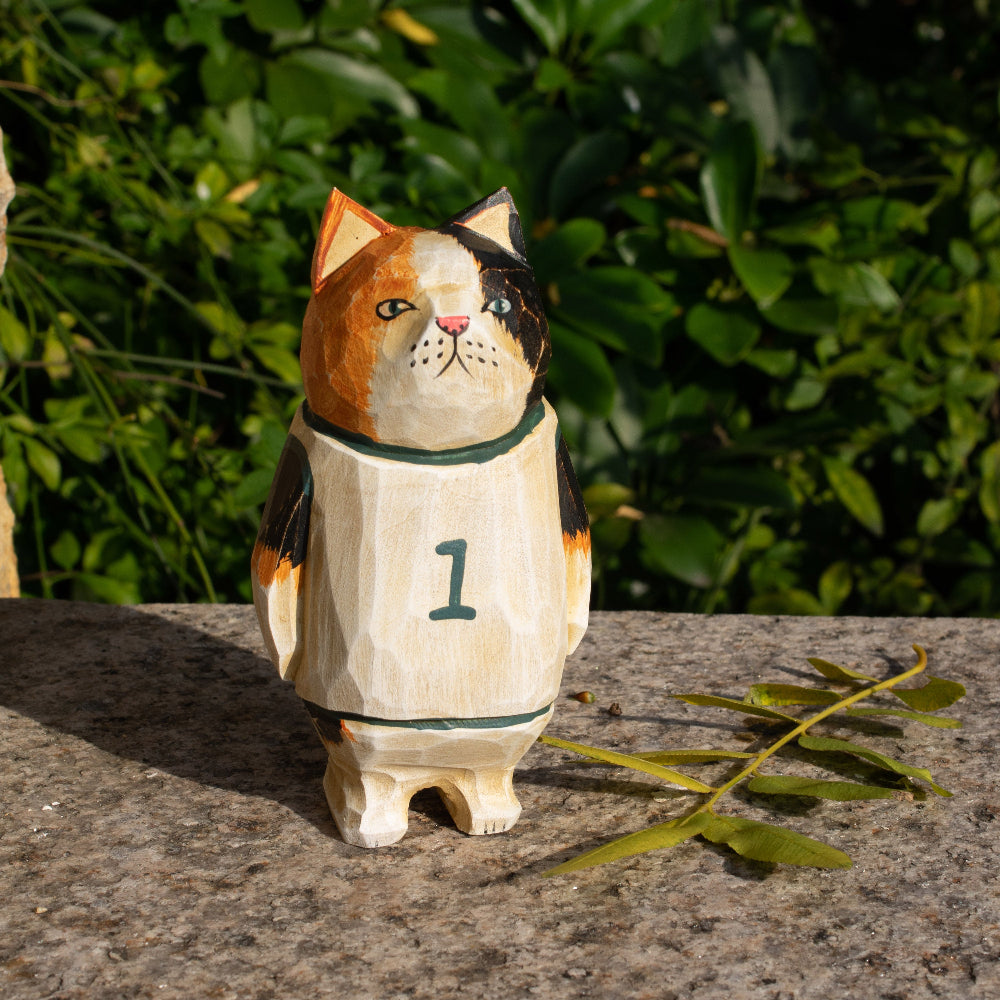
[301,401,546,466]
[305,701,552,732]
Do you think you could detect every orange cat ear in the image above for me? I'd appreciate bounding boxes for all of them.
[448,188,527,262]
[311,189,395,292]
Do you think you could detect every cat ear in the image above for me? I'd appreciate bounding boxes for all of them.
[311,189,395,292]
[448,188,527,262]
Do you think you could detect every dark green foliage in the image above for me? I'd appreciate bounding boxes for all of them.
[1,1,999,609]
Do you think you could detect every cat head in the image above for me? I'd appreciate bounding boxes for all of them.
[300,188,550,450]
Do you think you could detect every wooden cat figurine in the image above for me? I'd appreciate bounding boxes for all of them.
[252,188,591,847]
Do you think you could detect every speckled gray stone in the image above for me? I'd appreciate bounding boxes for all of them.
[1,600,998,999]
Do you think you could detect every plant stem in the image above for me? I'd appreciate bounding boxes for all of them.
[697,645,928,813]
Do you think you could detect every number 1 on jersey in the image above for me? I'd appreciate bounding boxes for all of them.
[429,539,477,621]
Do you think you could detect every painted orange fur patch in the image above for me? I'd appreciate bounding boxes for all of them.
[301,228,422,440]
[562,528,592,559]
[252,540,302,590]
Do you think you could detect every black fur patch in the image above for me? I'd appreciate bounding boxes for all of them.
[556,435,589,541]
[255,435,311,575]
[305,701,345,744]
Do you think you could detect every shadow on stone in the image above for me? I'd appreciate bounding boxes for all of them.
[0,598,335,831]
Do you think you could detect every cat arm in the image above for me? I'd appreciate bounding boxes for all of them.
[251,435,312,680]
[556,436,591,655]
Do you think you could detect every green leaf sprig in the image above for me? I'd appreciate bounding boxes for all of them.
[540,645,964,875]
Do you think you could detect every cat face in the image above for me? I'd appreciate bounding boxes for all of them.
[300,190,550,450]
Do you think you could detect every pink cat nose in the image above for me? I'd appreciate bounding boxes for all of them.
[436,315,470,337]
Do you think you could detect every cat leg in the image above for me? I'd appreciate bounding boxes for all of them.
[436,767,522,836]
[322,758,415,849]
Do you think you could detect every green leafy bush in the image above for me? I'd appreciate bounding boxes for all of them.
[1,0,998,612]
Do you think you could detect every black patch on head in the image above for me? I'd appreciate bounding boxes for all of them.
[437,223,550,412]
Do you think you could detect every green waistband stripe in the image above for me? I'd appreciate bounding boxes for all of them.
[305,701,553,731]
[301,402,546,465]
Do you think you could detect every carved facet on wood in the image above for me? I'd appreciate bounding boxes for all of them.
[252,188,591,847]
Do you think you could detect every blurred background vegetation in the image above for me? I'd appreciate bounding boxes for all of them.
[1,0,999,614]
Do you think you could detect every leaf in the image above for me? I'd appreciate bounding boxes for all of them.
[408,70,510,161]
[281,49,419,119]
[538,735,714,794]
[659,0,711,66]
[54,425,105,464]
[671,694,798,724]
[50,530,81,571]
[510,0,564,53]
[818,561,853,613]
[547,322,615,417]
[199,47,261,106]
[711,26,780,154]
[963,281,1000,343]
[243,0,304,33]
[745,684,840,707]
[251,344,301,384]
[891,676,966,713]
[700,813,852,868]
[806,657,877,684]
[0,305,30,361]
[745,348,797,377]
[23,437,61,491]
[232,468,275,508]
[700,120,760,242]
[381,8,439,46]
[916,497,962,538]
[822,457,884,536]
[980,441,1000,524]
[583,0,667,55]
[844,708,962,729]
[582,482,635,518]
[553,267,671,364]
[194,218,233,259]
[810,260,901,312]
[627,750,755,764]
[798,736,951,796]
[543,812,713,876]
[549,131,628,219]
[747,775,896,801]
[639,514,724,588]
[685,303,760,365]
[747,589,827,616]
[761,297,838,335]
[729,245,794,308]
[769,43,820,162]
[684,466,796,511]
[530,218,606,281]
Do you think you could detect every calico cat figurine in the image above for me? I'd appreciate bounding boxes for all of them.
[252,188,591,848]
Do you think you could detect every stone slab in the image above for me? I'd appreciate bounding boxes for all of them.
[1,599,997,999]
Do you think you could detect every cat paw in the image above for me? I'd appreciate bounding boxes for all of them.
[437,768,522,836]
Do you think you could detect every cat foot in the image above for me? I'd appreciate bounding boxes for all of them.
[437,768,522,836]
[323,762,412,848]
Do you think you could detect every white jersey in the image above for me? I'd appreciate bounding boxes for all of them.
[287,400,568,721]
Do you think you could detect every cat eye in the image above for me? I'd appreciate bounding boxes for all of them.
[376,298,417,320]
[484,297,512,316]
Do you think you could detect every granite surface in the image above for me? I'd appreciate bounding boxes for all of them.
[1,599,998,999]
